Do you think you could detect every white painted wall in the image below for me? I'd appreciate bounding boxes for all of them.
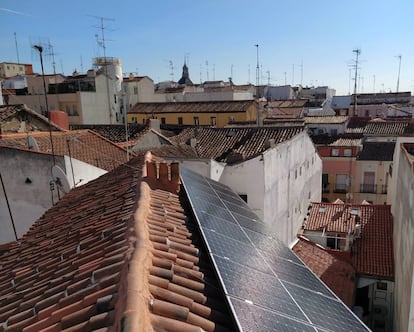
[220,157,265,218]
[262,131,322,244]
[0,148,108,244]
[177,159,225,182]
[391,137,414,332]
[64,156,107,188]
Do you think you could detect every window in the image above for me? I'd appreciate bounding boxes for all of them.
[331,149,339,157]
[178,117,183,125]
[334,174,348,193]
[344,149,352,157]
[194,117,199,126]
[133,86,138,95]
[210,116,217,126]
[326,235,340,249]
[295,170,297,179]
[161,117,166,125]
[322,173,329,193]
[361,171,375,193]
[114,94,117,103]
[239,194,248,203]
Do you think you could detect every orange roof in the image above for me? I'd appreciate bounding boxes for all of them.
[0,130,130,172]
[0,155,234,331]
[292,236,356,308]
[304,203,394,278]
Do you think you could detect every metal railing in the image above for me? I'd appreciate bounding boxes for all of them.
[360,184,377,193]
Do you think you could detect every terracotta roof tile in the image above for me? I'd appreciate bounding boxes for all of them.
[305,116,348,124]
[0,105,63,132]
[364,120,409,136]
[0,155,234,331]
[304,203,394,278]
[0,130,129,171]
[170,126,304,164]
[292,236,356,308]
[129,100,256,114]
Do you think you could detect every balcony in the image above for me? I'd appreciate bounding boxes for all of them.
[360,184,377,193]
[334,184,347,193]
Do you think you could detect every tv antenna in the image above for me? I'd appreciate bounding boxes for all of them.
[14,32,20,64]
[45,39,58,74]
[90,15,115,58]
[395,54,402,93]
[352,48,361,116]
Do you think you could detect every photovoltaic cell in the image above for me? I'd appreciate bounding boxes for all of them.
[180,167,370,332]
[230,297,317,332]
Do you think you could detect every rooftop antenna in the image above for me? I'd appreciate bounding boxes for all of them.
[266,70,270,85]
[46,40,57,75]
[80,55,84,73]
[205,60,209,81]
[292,64,295,85]
[396,54,402,93]
[352,48,361,116]
[169,60,175,81]
[199,63,202,84]
[254,44,259,96]
[299,61,303,86]
[14,32,20,64]
[90,15,115,123]
[248,64,250,84]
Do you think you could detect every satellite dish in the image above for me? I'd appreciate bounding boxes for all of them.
[52,165,71,193]
[27,136,39,151]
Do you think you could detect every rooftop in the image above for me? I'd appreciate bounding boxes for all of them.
[69,124,148,143]
[357,142,395,161]
[304,203,394,278]
[0,130,130,172]
[305,116,349,124]
[363,120,409,136]
[0,105,64,132]
[292,236,356,308]
[170,126,305,164]
[129,100,256,114]
[0,156,235,332]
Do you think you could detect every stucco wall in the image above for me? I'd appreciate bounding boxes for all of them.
[0,148,108,244]
[0,149,65,243]
[263,131,322,244]
[392,140,414,332]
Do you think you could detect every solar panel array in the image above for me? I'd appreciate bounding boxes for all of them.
[180,167,370,332]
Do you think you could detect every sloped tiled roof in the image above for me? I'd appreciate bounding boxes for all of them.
[69,124,147,143]
[363,120,408,136]
[351,205,394,278]
[0,156,235,331]
[0,130,129,171]
[305,116,348,124]
[0,105,63,131]
[330,137,362,147]
[292,236,356,308]
[304,203,394,278]
[357,142,395,161]
[266,107,303,119]
[170,126,304,164]
[129,100,256,114]
[345,117,370,134]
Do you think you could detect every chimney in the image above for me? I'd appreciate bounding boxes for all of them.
[146,161,180,193]
[149,118,160,132]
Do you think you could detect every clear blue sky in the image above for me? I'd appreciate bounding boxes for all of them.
[1,0,413,95]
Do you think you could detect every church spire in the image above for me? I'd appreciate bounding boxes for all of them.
[178,59,193,85]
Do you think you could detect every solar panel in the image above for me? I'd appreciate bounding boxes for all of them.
[180,166,370,332]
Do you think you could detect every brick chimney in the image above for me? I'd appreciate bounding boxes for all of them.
[145,161,180,193]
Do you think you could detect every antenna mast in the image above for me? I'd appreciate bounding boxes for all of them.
[352,48,361,117]
[396,54,402,93]
[14,32,20,64]
[255,44,259,97]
